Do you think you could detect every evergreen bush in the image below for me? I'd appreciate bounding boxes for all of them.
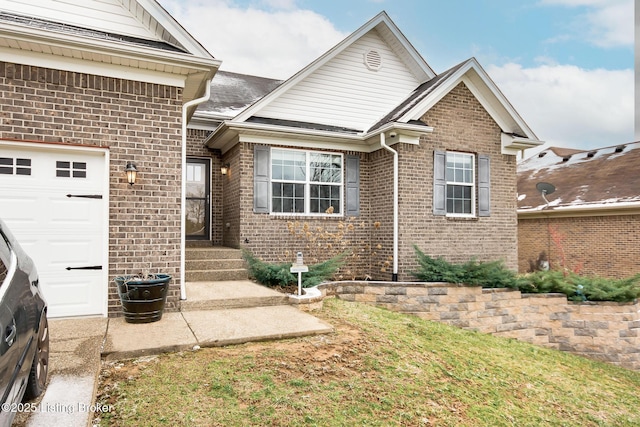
[412,245,640,302]
[242,249,346,289]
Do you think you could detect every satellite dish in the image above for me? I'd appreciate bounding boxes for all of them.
[536,182,556,207]
[536,182,556,195]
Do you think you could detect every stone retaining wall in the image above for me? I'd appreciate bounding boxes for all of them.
[301,281,640,371]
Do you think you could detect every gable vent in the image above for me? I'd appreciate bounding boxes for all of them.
[363,50,382,71]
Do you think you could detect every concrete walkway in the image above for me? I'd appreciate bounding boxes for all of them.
[19,281,332,427]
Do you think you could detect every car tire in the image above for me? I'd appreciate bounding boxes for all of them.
[24,315,49,400]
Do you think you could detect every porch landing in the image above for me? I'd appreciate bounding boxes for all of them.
[102,280,333,361]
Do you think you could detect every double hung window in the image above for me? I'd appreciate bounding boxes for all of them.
[433,150,490,218]
[271,148,342,215]
[445,152,475,215]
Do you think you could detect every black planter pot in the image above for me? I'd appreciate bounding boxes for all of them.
[115,274,172,324]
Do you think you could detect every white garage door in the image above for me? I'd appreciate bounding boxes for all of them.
[0,142,107,318]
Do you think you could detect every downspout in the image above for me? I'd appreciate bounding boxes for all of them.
[380,132,399,281]
[180,80,212,300]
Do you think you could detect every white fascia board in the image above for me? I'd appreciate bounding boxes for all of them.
[0,25,220,77]
[238,134,373,153]
[518,202,640,219]
[400,59,539,141]
[136,0,215,59]
[0,46,186,87]
[501,133,544,155]
[0,45,189,85]
[206,120,434,154]
[234,11,434,123]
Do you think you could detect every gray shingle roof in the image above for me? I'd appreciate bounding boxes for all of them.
[195,71,283,118]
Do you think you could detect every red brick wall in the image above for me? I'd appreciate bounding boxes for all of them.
[0,62,183,315]
[397,82,519,277]
[518,214,640,278]
[234,82,519,279]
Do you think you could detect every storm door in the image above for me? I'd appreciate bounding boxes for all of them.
[186,158,211,240]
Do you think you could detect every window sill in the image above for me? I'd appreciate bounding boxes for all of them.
[269,213,344,220]
[445,215,479,222]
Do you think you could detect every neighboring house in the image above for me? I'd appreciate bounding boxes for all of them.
[517,143,640,278]
[0,0,220,317]
[188,12,542,282]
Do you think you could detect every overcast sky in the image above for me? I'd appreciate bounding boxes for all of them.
[159,0,634,154]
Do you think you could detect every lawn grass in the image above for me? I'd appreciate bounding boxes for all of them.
[96,298,640,426]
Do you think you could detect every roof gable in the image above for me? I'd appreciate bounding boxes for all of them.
[395,58,540,145]
[0,0,220,102]
[518,142,640,214]
[234,11,435,131]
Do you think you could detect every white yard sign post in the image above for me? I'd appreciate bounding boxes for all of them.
[290,251,308,296]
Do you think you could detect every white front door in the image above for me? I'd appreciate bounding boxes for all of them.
[0,142,108,318]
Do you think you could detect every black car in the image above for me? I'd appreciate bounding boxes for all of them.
[0,218,48,425]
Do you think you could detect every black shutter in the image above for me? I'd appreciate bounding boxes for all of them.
[345,155,360,216]
[254,145,270,213]
[433,150,446,216]
[478,154,491,217]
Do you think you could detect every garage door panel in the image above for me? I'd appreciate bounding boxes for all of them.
[44,275,101,317]
[0,143,107,318]
[50,198,96,225]
[0,196,39,224]
[50,240,99,266]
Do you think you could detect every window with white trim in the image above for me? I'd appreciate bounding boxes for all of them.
[445,152,475,215]
[270,148,342,215]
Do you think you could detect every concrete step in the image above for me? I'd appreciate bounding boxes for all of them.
[180,281,289,311]
[186,259,246,271]
[186,247,243,261]
[186,240,214,248]
[186,269,248,282]
[103,304,333,361]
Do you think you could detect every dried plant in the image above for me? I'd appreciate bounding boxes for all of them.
[279,210,384,280]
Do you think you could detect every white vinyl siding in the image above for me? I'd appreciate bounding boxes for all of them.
[257,31,422,131]
[2,0,159,40]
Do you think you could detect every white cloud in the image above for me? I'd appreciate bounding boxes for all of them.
[539,0,633,47]
[488,63,634,151]
[159,0,345,79]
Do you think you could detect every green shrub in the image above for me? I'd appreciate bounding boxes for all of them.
[412,245,640,302]
[523,271,640,302]
[412,245,518,288]
[242,249,295,287]
[242,249,346,289]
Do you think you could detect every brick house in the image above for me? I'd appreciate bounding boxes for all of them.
[188,12,542,283]
[0,3,542,318]
[518,143,640,278]
[0,0,219,317]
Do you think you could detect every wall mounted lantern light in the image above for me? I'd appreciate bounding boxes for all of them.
[220,163,230,176]
[125,162,138,186]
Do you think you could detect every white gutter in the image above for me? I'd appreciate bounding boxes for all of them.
[180,80,212,300]
[380,132,399,281]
